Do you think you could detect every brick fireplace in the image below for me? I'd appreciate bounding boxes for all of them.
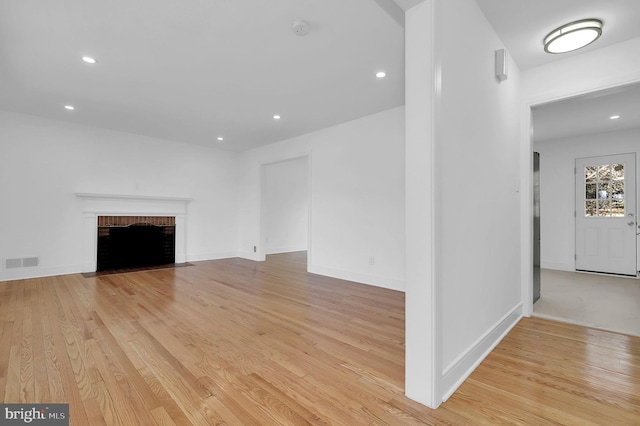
[76,193,191,273]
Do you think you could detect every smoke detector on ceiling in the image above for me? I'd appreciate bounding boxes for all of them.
[293,20,310,36]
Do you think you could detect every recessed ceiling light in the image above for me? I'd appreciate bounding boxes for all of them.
[81,56,97,64]
[376,71,386,78]
[273,115,281,120]
[217,136,224,141]
[543,19,603,54]
[610,115,620,120]
[64,105,75,110]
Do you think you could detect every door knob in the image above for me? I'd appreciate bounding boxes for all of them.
[629,221,636,226]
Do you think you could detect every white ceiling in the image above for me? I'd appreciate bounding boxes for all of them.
[532,83,640,143]
[0,0,404,151]
[0,0,638,150]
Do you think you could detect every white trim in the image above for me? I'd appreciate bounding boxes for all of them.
[75,193,192,203]
[0,264,83,282]
[440,305,522,402]
[237,252,262,262]
[308,264,404,292]
[266,247,307,255]
[185,252,238,262]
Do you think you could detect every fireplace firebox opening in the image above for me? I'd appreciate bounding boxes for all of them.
[97,216,175,272]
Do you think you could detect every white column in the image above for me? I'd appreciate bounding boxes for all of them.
[404,0,442,408]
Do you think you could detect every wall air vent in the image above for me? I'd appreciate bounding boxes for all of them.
[22,257,39,268]
[5,258,22,269]
[3,257,40,270]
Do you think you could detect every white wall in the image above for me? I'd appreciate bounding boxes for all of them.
[534,128,640,271]
[0,110,240,281]
[238,106,405,291]
[264,157,308,254]
[437,0,522,397]
[405,0,522,407]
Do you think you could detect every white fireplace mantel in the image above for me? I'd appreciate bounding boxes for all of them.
[76,193,192,272]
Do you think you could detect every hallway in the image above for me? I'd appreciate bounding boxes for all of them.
[533,269,640,337]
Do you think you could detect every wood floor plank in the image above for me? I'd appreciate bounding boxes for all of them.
[1,252,639,425]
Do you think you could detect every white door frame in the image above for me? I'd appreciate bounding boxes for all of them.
[521,77,640,317]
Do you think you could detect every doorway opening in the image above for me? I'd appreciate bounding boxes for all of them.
[260,156,310,265]
[529,82,640,334]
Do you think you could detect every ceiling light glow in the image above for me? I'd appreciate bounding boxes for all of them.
[609,115,620,120]
[376,71,386,78]
[217,137,224,141]
[543,19,603,54]
[273,115,281,120]
[82,56,97,64]
[64,105,75,110]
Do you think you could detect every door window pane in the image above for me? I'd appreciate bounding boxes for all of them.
[612,164,624,180]
[612,180,624,199]
[597,200,610,216]
[584,163,624,217]
[611,200,625,217]
[598,165,611,181]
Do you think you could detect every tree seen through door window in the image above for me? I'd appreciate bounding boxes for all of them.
[584,163,624,217]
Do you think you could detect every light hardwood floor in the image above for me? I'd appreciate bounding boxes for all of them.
[1,252,639,425]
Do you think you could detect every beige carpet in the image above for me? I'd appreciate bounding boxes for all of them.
[533,269,640,337]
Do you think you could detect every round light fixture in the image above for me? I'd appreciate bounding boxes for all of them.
[64,105,75,110]
[543,19,603,54]
[609,115,620,120]
[82,56,97,64]
[376,71,386,78]
[217,136,224,141]
[273,115,281,120]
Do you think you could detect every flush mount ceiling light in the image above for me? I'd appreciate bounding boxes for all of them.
[64,105,75,110]
[376,71,386,78]
[217,136,224,141]
[81,56,97,64]
[543,19,603,54]
[273,115,281,120]
[609,115,620,120]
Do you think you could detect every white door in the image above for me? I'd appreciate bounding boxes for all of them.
[575,153,637,276]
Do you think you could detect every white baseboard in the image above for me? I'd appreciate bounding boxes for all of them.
[440,304,522,402]
[237,252,262,261]
[308,264,405,292]
[186,252,238,262]
[1,252,240,282]
[0,264,83,283]
[266,246,307,255]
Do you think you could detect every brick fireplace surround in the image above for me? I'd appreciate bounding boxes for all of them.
[76,193,191,273]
